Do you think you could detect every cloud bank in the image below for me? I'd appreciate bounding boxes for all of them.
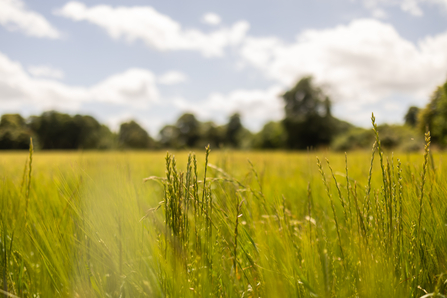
[0,0,60,38]
[28,65,64,79]
[201,13,222,26]
[56,2,249,57]
[158,71,187,85]
[2,1,447,130]
[238,18,447,125]
[0,52,161,112]
[360,0,447,17]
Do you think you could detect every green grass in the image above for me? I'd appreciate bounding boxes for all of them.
[1,127,447,297]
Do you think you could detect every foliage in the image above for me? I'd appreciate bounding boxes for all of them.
[252,121,286,149]
[332,124,423,152]
[197,121,225,149]
[176,113,201,148]
[1,77,445,152]
[28,111,114,150]
[159,124,180,148]
[281,76,349,149]
[158,113,252,150]
[225,113,243,148]
[378,124,424,151]
[234,127,253,149]
[404,106,420,128]
[118,120,154,149]
[97,125,118,150]
[5,75,447,152]
[332,127,375,151]
[0,114,33,149]
[159,113,202,149]
[418,80,447,146]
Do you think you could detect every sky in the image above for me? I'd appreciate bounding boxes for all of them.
[1,0,447,136]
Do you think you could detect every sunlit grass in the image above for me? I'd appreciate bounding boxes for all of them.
[1,133,447,297]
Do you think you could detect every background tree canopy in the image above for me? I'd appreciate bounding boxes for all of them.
[404,106,420,128]
[119,120,154,149]
[0,114,33,150]
[281,76,351,149]
[1,76,446,151]
[28,111,112,150]
[418,81,447,146]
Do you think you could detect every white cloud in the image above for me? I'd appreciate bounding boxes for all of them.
[89,69,160,107]
[239,18,447,127]
[55,2,250,57]
[28,65,64,79]
[371,7,388,18]
[158,71,187,85]
[201,12,221,26]
[360,0,447,17]
[0,52,161,112]
[400,0,424,16]
[0,0,60,38]
[174,85,284,131]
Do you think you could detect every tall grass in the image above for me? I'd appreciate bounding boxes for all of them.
[0,117,446,297]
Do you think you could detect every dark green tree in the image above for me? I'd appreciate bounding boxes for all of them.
[29,111,76,149]
[0,114,33,150]
[404,106,420,128]
[0,114,26,128]
[253,121,286,149]
[159,125,180,148]
[198,121,225,149]
[73,115,101,149]
[29,111,105,149]
[118,120,153,149]
[418,80,447,145]
[175,113,201,148]
[225,113,243,148]
[97,125,118,150]
[281,76,334,149]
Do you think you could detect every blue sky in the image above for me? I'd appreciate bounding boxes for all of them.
[1,0,447,136]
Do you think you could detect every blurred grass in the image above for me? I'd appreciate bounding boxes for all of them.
[0,145,446,297]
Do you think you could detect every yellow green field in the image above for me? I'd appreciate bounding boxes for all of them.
[1,142,447,297]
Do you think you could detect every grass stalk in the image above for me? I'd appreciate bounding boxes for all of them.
[24,138,33,223]
[326,158,348,226]
[316,157,344,262]
[417,132,431,238]
[364,141,377,225]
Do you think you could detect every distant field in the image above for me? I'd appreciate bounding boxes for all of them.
[1,145,446,297]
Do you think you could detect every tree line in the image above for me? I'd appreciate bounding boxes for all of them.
[0,111,253,150]
[1,76,446,151]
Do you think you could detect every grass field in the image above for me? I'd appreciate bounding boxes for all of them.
[1,128,447,297]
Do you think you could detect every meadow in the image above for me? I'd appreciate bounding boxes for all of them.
[1,121,446,297]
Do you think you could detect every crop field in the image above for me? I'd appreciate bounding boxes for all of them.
[1,130,447,297]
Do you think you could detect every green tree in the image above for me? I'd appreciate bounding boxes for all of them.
[158,112,250,149]
[176,113,201,148]
[97,125,118,150]
[404,106,420,128]
[253,121,286,149]
[118,120,153,149]
[418,80,447,145]
[74,115,102,149]
[225,113,243,148]
[159,125,180,148]
[29,111,76,149]
[198,121,225,149]
[0,114,26,129]
[29,111,105,149]
[0,114,33,150]
[281,76,335,149]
